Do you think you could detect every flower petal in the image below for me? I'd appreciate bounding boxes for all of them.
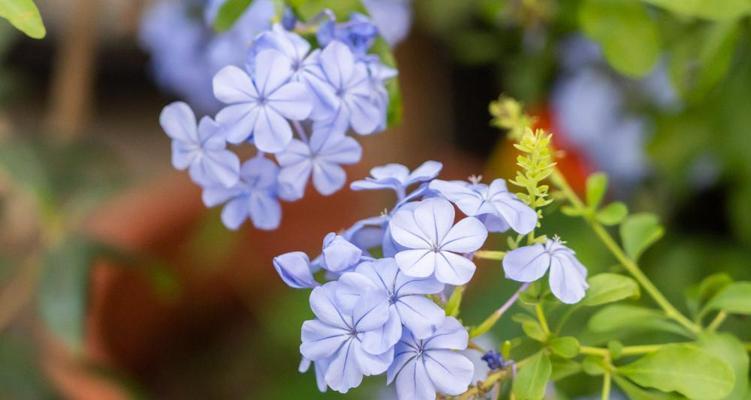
[434,251,476,285]
[491,192,538,235]
[248,192,281,230]
[548,252,589,304]
[273,251,317,289]
[440,217,487,253]
[309,283,347,327]
[300,319,349,360]
[215,103,259,144]
[360,307,401,355]
[502,244,550,283]
[221,197,248,230]
[424,350,474,396]
[395,356,436,400]
[413,198,455,245]
[325,340,363,393]
[407,160,443,185]
[252,108,293,153]
[395,249,436,278]
[268,81,313,120]
[319,41,354,90]
[396,295,446,339]
[254,49,293,95]
[160,101,198,142]
[312,161,347,195]
[212,66,257,104]
[322,234,362,273]
[424,317,468,351]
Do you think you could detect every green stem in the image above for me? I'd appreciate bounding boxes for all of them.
[706,311,727,332]
[554,304,580,334]
[602,372,612,400]
[535,304,551,335]
[474,250,506,261]
[551,170,702,336]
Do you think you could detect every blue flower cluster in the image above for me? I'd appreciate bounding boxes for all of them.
[157,12,397,230]
[273,161,586,398]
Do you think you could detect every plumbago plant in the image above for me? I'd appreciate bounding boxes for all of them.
[273,96,751,400]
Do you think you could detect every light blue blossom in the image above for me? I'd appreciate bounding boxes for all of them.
[387,317,474,400]
[276,127,362,201]
[213,50,313,152]
[310,41,385,135]
[301,282,395,393]
[159,101,240,187]
[337,258,446,341]
[317,13,378,57]
[363,0,413,46]
[502,237,589,304]
[321,233,364,273]
[202,156,282,230]
[273,251,318,289]
[429,178,538,234]
[351,161,443,200]
[389,198,487,285]
[343,215,389,255]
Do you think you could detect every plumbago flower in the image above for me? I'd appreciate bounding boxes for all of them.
[157,9,399,230]
[271,159,585,398]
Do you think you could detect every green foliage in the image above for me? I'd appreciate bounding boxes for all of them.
[612,375,682,400]
[582,273,640,306]
[213,0,254,32]
[512,351,551,400]
[514,313,548,342]
[586,173,608,209]
[510,128,556,210]
[0,0,45,39]
[698,333,750,400]
[596,202,629,226]
[618,344,735,399]
[548,337,580,359]
[286,0,366,20]
[588,304,688,337]
[704,282,751,316]
[641,0,751,21]
[550,358,581,381]
[686,273,734,315]
[620,213,665,261]
[579,0,660,77]
[444,286,464,317]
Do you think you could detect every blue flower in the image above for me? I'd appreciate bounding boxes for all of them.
[159,101,240,188]
[317,13,379,57]
[310,41,385,135]
[363,0,413,46]
[276,126,362,200]
[213,50,312,152]
[321,233,364,273]
[202,155,282,230]
[429,178,538,234]
[343,215,389,255]
[337,258,445,341]
[273,251,318,289]
[389,198,487,285]
[351,161,443,200]
[502,237,589,304]
[387,317,474,400]
[301,282,394,393]
[481,350,507,370]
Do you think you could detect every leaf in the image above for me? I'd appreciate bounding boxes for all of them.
[698,333,749,400]
[586,173,608,208]
[703,282,751,315]
[668,21,741,103]
[612,375,683,400]
[588,304,689,337]
[213,0,253,32]
[583,273,640,306]
[550,358,581,381]
[620,213,665,261]
[548,337,580,359]
[513,351,551,400]
[0,0,45,39]
[38,236,97,352]
[582,355,607,376]
[579,0,660,77]
[512,313,548,342]
[286,0,367,21]
[618,344,735,400]
[641,0,751,21]
[686,273,734,315]
[596,202,629,226]
[444,286,464,317]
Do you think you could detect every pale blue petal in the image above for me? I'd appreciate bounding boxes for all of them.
[502,244,550,283]
[396,295,446,339]
[273,251,318,289]
[322,234,363,273]
[440,217,487,253]
[268,81,313,120]
[300,319,349,360]
[360,307,401,355]
[221,197,249,230]
[548,252,588,304]
[212,66,257,104]
[215,103,259,144]
[407,160,443,185]
[347,90,381,135]
[160,101,198,142]
[395,249,436,278]
[429,179,485,216]
[352,290,390,331]
[202,185,242,207]
[319,41,355,90]
[395,356,435,400]
[414,198,455,245]
[394,272,444,296]
[423,317,468,351]
[200,150,241,188]
[252,108,293,153]
[389,208,431,249]
[312,161,347,195]
[309,283,347,327]
[354,342,394,375]
[424,350,474,396]
[491,191,538,235]
[434,251,476,285]
[171,141,196,170]
[253,49,293,95]
[325,340,363,393]
[248,192,281,230]
[479,213,510,233]
[335,271,379,312]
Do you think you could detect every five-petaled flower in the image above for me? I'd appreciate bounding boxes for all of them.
[351,160,443,201]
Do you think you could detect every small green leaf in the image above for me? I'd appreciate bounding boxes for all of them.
[582,355,607,376]
[214,0,254,32]
[698,333,749,400]
[548,337,580,359]
[286,0,367,21]
[588,305,689,337]
[550,359,581,381]
[586,173,608,208]
[703,282,751,315]
[612,375,682,400]
[596,202,629,226]
[579,0,660,77]
[618,344,735,400]
[641,0,751,21]
[513,351,551,400]
[583,273,640,306]
[620,213,665,261]
[561,205,587,217]
[521,318,548,342]
[444,286,464,317]
[0,0,46,39]
[686,273,734,315]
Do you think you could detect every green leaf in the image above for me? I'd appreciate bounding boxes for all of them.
[550,358,581,381]
[583,273,640,306]
[698,333,749,400]
[579,0,660,77]
[686,273,734,315]
[668,21,741,103]
[588,305,689,337]
[38,236,97,352]
[513,313,547,342]
[641,0,751,21]
[586,173,608,208]
[582,355,607,376]
[214,0,253,32]
[548,337,580,359]
[612,375,683,400]
[620,213,665,261]
[703,282,751,315]
[596,202,629,226]
[444,286,464,317]
[618,344,735,399]
[513,351,551,400]
[0,0,45,39]
[286,0,367,21]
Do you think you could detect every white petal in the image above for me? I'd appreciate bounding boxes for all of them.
[212,66,257,104]
[502,244,550,283]
[413,198,455,245]
[268,81,313,120]
[300,320,349,360]
[395,250,436,278]
[160,101,198,142]
[252,108,293,153]
[396,295,446,339]
[440,217,488,253]
[395,357,436,400]
[424,350,474,395]
[434,252,476,285]
[254,49,293,95]
[389,208,431,249]
[325,340,363,393]
[548,253,589,304]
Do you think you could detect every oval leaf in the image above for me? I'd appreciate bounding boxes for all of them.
[513,351,551,400]
[586,173,608,208]
[618,344,735,400]
[698,333,749,400]
[620,213,665,261]
[596,202,629,226]
[583,273,640,306]
[214,0,254,32]
[0,0,46,39]
[549,337,580,359]
[704,282,751,315]
[588,305,689,337]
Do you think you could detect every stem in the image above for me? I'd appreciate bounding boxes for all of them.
[620,344,662,356]
[474,250,506,261]
[554,304,580,334]
[580,346,610,357]
[535,304,550,335]
[602,372,612,400]
[470,283,529,338]
[551,170,701,335]
[706,311,727,332]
